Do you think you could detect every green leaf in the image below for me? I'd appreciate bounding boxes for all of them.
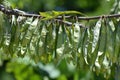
[39,11,86,20]
[108,20,115,32]
[98,19,107,67]
[89,19,102,69]
[92,18,102,53]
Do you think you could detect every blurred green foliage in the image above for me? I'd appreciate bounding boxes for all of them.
[6,0,114,15]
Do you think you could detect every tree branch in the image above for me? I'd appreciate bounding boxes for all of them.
[0,4,120,27]
[0,4,42,18]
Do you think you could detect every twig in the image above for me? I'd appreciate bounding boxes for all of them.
[77,14,120,20]
[0,4,42,18]
[1,4,120,20]
[54,19,84,27]
[0,4,120,27]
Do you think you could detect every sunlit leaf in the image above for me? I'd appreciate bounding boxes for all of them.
[108,20,115,32]
[92,18,102,53]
